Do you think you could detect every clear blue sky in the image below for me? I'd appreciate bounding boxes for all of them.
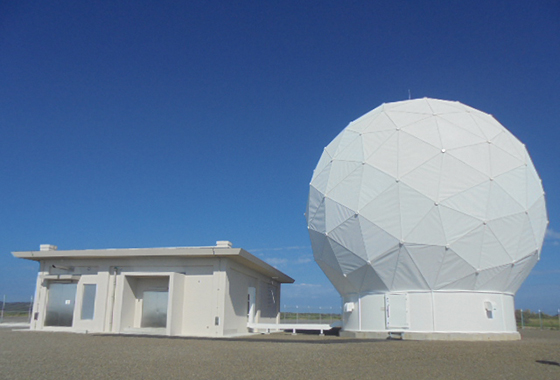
[1,1,559,313]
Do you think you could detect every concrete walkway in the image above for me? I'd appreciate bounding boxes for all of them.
[248,322,334,335]
[0,322,30,329]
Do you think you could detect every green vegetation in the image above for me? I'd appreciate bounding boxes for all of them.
[516,309,560,330]
[280,312,341,323]
[0,302,32,319]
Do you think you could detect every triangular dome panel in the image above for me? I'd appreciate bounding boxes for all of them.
[526,159,544,208]
[362,130,396,160]
[489,144,524,178]
[437,117,487,149]
[492,131,525,161]
[362,111,398,133]
[324,197,355,233]
[386,111,431,129]
[447,142,490,177]
[400,116,441,149]
[370,248,400,291]
[479,226,513,269]
[439,205,482,244]
[308,229,327,261]
[398,131,442,177]
[310,161,332,194]
[400,153,442,201]
[306,185,323,223]
[434,249,476,289]
[327,164,363,211]
[336,134,364,162]
[312,150,333,182]
[387,98,433,114]
[333,130,360,157]
[470,111,504,140]
[493,166,527,209]
[448,225,485,269]
[328,238,368,275]
[329,214,368,262]
[315,259,355,295]
[438,272,477,290]
[426,99,465,114]
[486,212,526,258]
[440,181,490,220]
[475,264,512,291]
[315,236,343,271]
[347,107,384,133]
[365,132,398,177]
[438,112,486,139]
[399,183,437,239]
[308,197,326,234]
[392,246,430,291]
[358,215,400,262]
[514,214,538,260]
[487,181,525,219]
[359,182,402,240]
[504,253,538,294]
[438,153,488,201]
[528,195,548,247]
[344,264,369,291]
[324,130,344,158]
[352,264,389,292]
[405,244,446,289]
[326,160,362,193]
[358,164,396,209]
[403,206,446,246]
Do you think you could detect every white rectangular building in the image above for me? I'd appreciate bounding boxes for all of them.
[12,241,294,337]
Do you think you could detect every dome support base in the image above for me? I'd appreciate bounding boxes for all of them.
[339,330,520,341]
[340,291,519,340]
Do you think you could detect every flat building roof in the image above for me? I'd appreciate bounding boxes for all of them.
[13,242,295,284]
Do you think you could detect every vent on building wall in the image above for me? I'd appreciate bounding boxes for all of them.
[484,301,494,319]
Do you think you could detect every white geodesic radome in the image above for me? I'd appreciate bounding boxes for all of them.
[306,98,548,339]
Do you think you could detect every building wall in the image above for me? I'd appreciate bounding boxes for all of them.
[342,291,517,334]
[29,255,284,337]
[223,260,281,336]
[181,265,217,336]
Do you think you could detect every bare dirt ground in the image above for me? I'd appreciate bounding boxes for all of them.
[0,327,559,380]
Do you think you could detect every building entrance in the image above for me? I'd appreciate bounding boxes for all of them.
[141,290,168,328]
[44,282,77,327]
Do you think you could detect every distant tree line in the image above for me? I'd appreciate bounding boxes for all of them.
[515,309,560,329]
[1,302,32,316]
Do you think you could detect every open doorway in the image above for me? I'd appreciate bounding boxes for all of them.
[121,276,169,330]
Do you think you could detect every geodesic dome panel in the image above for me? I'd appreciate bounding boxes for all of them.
[307,98,547,296]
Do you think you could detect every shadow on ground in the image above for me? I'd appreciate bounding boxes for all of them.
[92,328,396,345]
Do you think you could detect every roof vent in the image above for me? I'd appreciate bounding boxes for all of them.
[40,244,58,251]
[216,241,232,248]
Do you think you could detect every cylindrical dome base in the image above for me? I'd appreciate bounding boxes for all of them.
[340,291,520,341]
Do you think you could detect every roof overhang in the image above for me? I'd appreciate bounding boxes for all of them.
[12,246,295,284]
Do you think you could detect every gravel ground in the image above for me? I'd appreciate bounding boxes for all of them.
[0,327,559,380]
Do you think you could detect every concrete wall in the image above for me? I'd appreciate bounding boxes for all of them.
[223,265,254,336]
[168,272,184,335]
[223,260,281,336]
[29,255,284,337]
[181,265,217,336]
